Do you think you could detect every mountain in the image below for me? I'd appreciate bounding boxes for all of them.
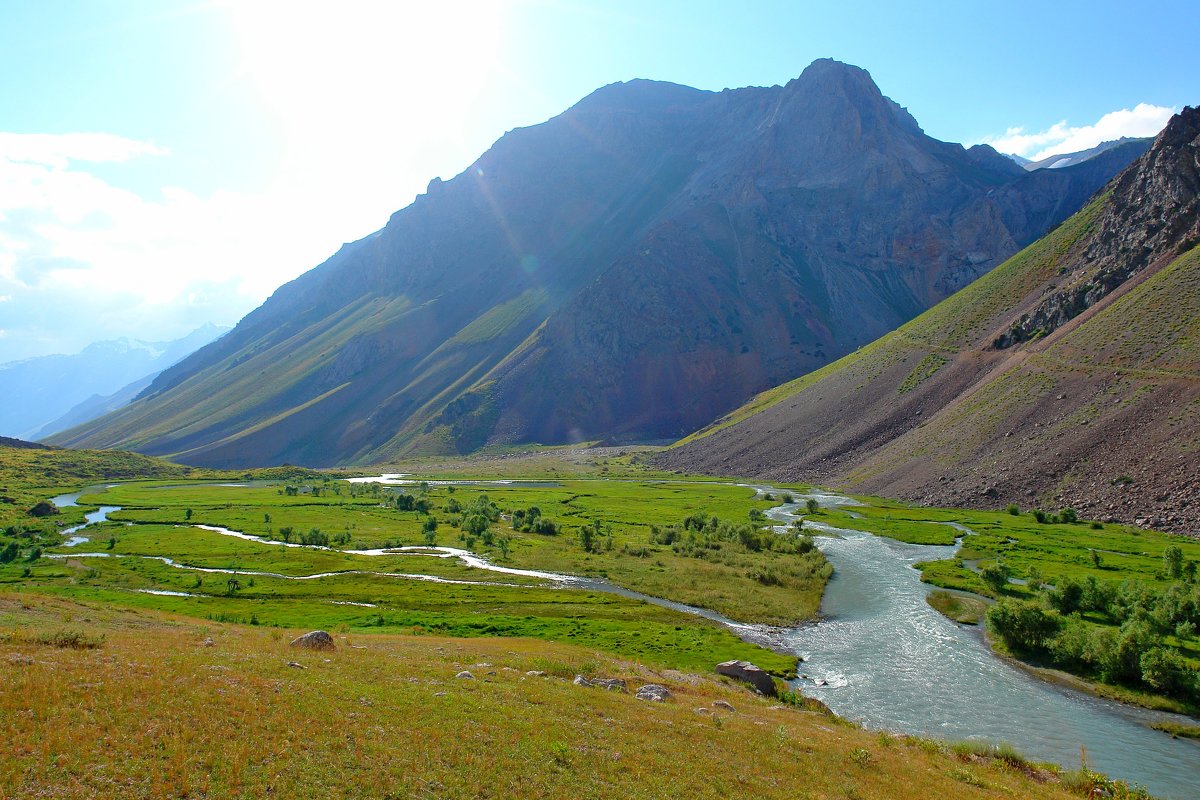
[53,60,1143,467]
[0,324,226,440]
[33,373,158,440]
[655,107,1200,534]
[1020,137,1152,171]
[0,436,49,450]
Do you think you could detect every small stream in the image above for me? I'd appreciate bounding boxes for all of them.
[49,479,1200,797]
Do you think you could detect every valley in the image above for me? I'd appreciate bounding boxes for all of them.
[4,19,1197,800]
[3,445,1198,797]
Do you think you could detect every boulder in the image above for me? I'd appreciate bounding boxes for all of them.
[455,670,476,680]
[593,678,627,693]
[635,684,671,702]
[573,675,594,688]
[713,700,736,712]
[289,630,335,651]
[715,660,776,696]
[525,670,548,677]
[28,501,59,518]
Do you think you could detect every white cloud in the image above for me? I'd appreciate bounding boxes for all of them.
[0,132,350,361]
[979,103,1175,161]
[0,3,515,363]
[0,132,167,169]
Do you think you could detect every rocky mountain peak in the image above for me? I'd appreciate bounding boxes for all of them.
[568,78,709,115]
[996,106,1199,349]
[1122,104,1200,217]
[790,58,880,96]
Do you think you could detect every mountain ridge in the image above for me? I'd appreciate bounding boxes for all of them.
[52,61,1147,467]
[0,324,226,440]
[654,106,1200,534]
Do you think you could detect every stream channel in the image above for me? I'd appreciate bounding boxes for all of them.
[51,478,1200,798]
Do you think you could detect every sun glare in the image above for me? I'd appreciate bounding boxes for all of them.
[226,1,507,146]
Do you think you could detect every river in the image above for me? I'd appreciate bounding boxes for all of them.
[763,499,1200,800]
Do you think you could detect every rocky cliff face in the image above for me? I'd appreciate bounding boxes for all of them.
[995,111,1198,347]
[656,107,1200,534]
[53,61,1145,466]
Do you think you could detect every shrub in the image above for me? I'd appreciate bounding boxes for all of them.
[1047,575,1083,613]
[32,629,105,649]
[986,599,1059,651]
[980,562,1012,593]
[1139,647,1194,696]
[1163,545,1184,579]
[299,528,328,547]
[1006,504,1020,516]
[463,514,489,537]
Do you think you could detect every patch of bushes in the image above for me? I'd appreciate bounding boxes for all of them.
[988,573,1200,703]
[26,628,105,649]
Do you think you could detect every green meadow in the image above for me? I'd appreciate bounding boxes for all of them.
[4,471,832,678]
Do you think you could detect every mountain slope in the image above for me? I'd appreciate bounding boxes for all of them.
[33,374,157,440]
[55,61,1142,467]
[1020,137,1152,171]
[656,106,1200,533]
[0,325,226,440]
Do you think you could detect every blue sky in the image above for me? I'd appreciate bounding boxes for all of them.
[0,0,1194,361]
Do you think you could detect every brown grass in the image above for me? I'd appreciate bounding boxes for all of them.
[0,593,1093,800]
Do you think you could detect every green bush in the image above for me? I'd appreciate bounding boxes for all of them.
[985,599,1059,651]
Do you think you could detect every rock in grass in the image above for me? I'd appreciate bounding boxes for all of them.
[525,670,548,677]
[455,670,476,680]
[593,678,627,693]
[290,630,335,651]
[715,660,776,696]
[713,700,736,712]
[573,675,594,688]
[635,684,671,702]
